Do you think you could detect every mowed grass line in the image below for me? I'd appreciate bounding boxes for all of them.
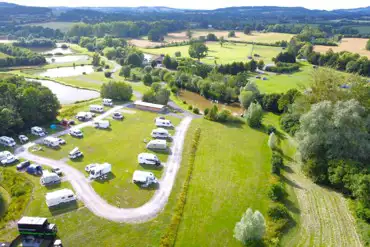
[31,110,181,208]
[175,118,272,247]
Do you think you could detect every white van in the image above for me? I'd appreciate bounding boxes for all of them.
[90,105,104,113]
[132,170,158,187]
[155,118,173,128]
[0,151,18,165]
[88,163,112,179]
[0,136,16,147]
[41,171,61,186]
[94,120,110,129]
[102,98,113,106]
[151,128,170,139]
[31,126,46,137]
[138,153,161,166]
[46,189,76,207]
[43,137,60,148]
[146,140,167,150]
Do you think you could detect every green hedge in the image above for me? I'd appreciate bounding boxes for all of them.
[160,128,201,247]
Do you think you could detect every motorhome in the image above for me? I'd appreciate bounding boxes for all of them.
[70,129,83,138]
[151,128,170,139]
[146,140,167,150]
[75,112,94,121]
[17,217,57,239]
[132,170,158,187]
[45,189,76,207]
[0,151,18,165]
[88,163,112,179]
[155,118,173,128]
[43,137,60,148]
[0,136,16,147]
[69,147,83,159]
[102,98,113,106]
[138,153,161,166]
[90,105,104,113]
[31,126,46,137]
[41,171,61,186]
[94,120,110,129]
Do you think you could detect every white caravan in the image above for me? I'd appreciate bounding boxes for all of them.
[88,163,112,179]
[90,105,104,113]
[138,153,161,166]
[94,120,110,129]
[102,98,113,106]
[146,140,167,150]
[31,126,46,137]
[0,136,16,147]
[155,118,173,128]
[45,189,76,207]
[76,112,94,121]
[132,170,158,187]
[41,171,61,186]
[43,137,60,148]
[151,128,170,139]
[69,147,83,159]
[0,151,18,165]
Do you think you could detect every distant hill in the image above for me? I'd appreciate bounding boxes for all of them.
[0,2,52,24]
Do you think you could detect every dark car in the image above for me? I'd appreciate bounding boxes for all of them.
[16,160,31,171]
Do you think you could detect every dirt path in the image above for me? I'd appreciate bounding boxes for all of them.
[283,139,362,247]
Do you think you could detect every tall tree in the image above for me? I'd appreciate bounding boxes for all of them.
[189,42,208,61]
[234,208,266,244]
[92,53,100,67]
[244,102,263,128]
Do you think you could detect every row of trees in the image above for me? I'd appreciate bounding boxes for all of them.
[13,38,56,48]
[0,25,64,39]
[0,76,60,136]
[0,44,46,67]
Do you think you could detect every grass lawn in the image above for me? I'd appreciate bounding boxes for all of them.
[22,22,79,33]
[175,117,273,247]
[1,116,198,246]
[141,42,283,64]
[31,110,181,208]
[0,186,10,219]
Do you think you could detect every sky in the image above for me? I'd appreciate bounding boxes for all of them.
[4,0,370,10]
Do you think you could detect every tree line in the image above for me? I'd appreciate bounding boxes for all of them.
[0,25,64,39]
[13,38,56,48]
[0,75,60,136]
[0,44,46,67]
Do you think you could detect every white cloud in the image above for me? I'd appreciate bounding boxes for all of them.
[5,0,370,10]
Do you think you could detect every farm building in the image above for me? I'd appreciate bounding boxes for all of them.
[134,101,166,113]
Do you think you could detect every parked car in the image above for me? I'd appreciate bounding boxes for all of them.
[69,147,83,159]
[51,168,63,176]
[31,126,46,137]
[57,138,66,145]
[19,135,29,144]
[70,129,83,138]
[112,112,124,120]
[16,160,31,171]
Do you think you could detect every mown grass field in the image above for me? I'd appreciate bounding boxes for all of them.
[175,117,273,247]
[22,22,79,32]
[142,42,283,64]
[31,110,181,208]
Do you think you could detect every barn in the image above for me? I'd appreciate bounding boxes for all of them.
[134,101,166,113]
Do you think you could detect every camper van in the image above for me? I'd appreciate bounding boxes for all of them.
[90,105,104,113]
[155,118,173,128]
[102,98,113,106]
[19,135,29,144]
[69,147,83,159]
[43,137,60,148]
[94,120,110,129]
[70,129,83,138]
[0,151,18,165]
[31,126,46,137]
[88,163,112,179]
[146,140,167,150]
[41,171,61,186]
[138,153,161,166]
[0,136,16,147]
[45,189,76,207]
[76,112,94,121]
[151,128,170,139]
[132,170,158,187]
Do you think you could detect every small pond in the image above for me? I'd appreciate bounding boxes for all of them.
[178,90,243,115]
[36,65,94,78]
[31,43,74,55]
[26,79,99,104]
[46,55,89,64]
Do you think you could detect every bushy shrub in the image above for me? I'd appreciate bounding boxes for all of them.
[171,87,179,94]
[96,67,103,72]
[100,81,133,101]
[143,74,153,86]
[104,64,110,69]
[193,108,200,114]
[104,71,112,78]
[267,125,276,134]
[268,183,285,202]
[217,109,232,122]
[188,105,193,110]
[268,204,290,221]
[175,51,181,57]
[271,152,283,175]
[152,76,160,82]
[204,108,209,116]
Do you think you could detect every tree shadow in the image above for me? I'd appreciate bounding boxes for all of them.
[139,163,163,170]
[218,121,244,129]
[44,183,62,190]
[148,148,172,155]
[284,198,301,215]
[280,174,304,190]
[281,164,294,173]
[69,156,84,163]
[134,182,159,190]
[49,201,78,216]
[93,172,116,184]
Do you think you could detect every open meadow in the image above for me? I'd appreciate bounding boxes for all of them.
[314,38,370,58]
[22,22,79,32]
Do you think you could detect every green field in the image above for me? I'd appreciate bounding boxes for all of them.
[22,22,79,32]
[31,110,181,208]
[0,52,9,58]
[142,42,283,64]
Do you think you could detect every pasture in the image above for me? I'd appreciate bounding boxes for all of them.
[31,110,180,208]
[22,22,78,32]
[142,42,283,64]
[314,38,370,58]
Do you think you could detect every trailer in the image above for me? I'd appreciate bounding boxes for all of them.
[146,139,167,150]
[0,136,16,147]
[94,120,110,129]
[138,153,161,166]
[46,189,76,207]
[0,151,18,165]
[41,171,61,186]
[43,137,60,148]
[31,126,46,137]
[102,98,113,106]
[75,112,94,121]
[88,163,112,179]
[151,128,170,139]
[132,170,158,187]
[69,147,83,159]
[17,216,57,239]
[155,118,173,128]
[90,105,104,113]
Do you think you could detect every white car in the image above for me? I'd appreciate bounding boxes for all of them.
[57,138,66,145]
[19,135,29,144]
[70,129,83,138]
[85,164,97,172]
